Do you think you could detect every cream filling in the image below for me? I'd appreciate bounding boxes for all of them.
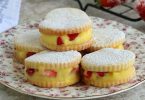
[40,29,92,46]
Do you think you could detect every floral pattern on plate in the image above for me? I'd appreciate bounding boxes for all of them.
[0,17,145,99]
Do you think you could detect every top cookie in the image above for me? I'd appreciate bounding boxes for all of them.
[14,29,45,52]
[39,8,92,35]
[81,48,135,72]
[25,50,82,68]
[90,27,125,50]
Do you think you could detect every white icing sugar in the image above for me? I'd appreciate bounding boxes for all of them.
[25,50,81,64]
[92,27,125,47]
[39,8,91,29]
[15,29,45,50]
[82,48,135,68]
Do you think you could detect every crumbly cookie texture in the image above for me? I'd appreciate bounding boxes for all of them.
[25,50,82,68]
[81,48,135,72]
[91,27,125,49]
[14,29,46,64]
[25,50,81,88]
[14,29,45,51]
[39,8,92,35]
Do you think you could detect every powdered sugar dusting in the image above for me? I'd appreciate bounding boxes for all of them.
[39,8,91,29]
[25,50,81,64]
[15,29,45,50]
[92,27,125,47]
[82,48,135,68]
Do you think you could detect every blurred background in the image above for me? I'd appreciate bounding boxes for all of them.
[20,0,145,32]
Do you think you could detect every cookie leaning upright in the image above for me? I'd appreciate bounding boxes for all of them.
[14,29,46,64]
[39,8,93,51]
[25,50,81,88]
[81,48,136,87]
[87,27,125,52]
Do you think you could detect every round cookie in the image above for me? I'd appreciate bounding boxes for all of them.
[87,27,125,52]
[81,48,136,87]
[39,8,93,51]
[14,29,46,64]
[25,50,82,88]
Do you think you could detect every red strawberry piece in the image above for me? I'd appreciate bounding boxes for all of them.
[67,33,79,41]
[71,67,79,73]
[26,68,35,76]
[99,0,121,8]
[84,71,92,78]
[135,0,145,20]
[124,43,130,49]
[57,36,64,45]
[96,72,108,77]
[26,52,36,57]
[43,70,57,77]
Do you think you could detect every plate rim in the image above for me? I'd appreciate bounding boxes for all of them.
[0,79,144,100]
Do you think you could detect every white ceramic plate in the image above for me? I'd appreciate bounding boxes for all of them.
[0,17,145,100]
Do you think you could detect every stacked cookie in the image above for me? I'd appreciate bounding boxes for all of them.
[14,8,136,88]
[14,30,46,64]
[39,8,93,51]
[87,27,125,52]
[25,51,81,87]
[81,48,135,87]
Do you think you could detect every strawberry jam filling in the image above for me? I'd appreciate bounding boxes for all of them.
[84,71,108,78]
[26,68,36,76]
[57,36,64,45]
[26,52,36,57]
[26,68,57,77]
[96,72,108,77]
[57,33,79,45]
[43,70,57,77]
[84,71,92,78]
[41,29,92,47]
[67,33,79,41]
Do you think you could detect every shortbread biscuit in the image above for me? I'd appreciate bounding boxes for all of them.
[87,27,125,52]
[83,67,135,87]
[14,29,46,64]
[81,48,136,87]
[39,8,93,51]
[25,50,82,88]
